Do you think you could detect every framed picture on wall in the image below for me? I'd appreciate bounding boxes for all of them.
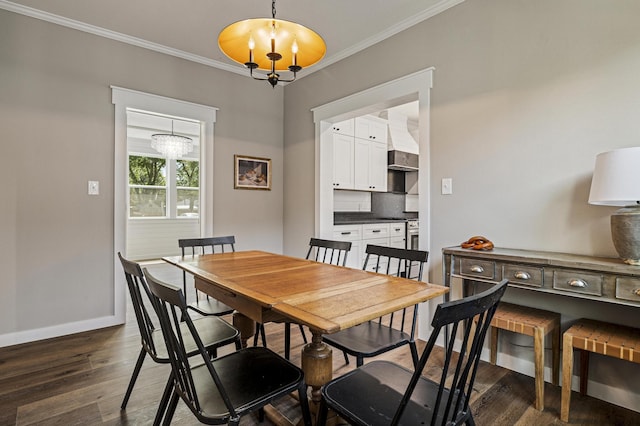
[234,155,272,190]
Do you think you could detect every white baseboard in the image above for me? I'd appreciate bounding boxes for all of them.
[0,315,125,348]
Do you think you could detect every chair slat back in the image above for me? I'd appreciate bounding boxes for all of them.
[143,269,238,419]
[178,236,236,296]
[392,280,508,426]
[362,245,429,335]
[306,238,352,266]
[178,235,236,256]
[118,253,161,360]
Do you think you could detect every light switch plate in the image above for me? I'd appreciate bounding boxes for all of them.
[88,180,99,195]
[441,178,452,195]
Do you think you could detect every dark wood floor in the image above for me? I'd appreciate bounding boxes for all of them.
[2,262,640,425]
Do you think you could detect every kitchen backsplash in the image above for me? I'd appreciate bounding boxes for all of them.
[334,192,418,222]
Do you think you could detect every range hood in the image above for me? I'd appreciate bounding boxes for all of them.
[384,109,419,171]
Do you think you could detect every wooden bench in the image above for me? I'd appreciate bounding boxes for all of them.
[487,302,561,411]
[561,319,640,422]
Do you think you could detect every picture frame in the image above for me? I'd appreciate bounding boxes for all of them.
[234,154,272,190]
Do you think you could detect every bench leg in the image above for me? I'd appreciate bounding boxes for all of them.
[579,349,590,395]
[561,333,574,422]
[490,326,498,365]
[552,325,560,386]
[533,327,545,411]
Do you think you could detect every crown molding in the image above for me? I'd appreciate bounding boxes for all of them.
[317,0,465,69]
[0,0,463,79]
[0,0,245,76]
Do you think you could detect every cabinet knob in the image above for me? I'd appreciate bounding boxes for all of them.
[514,271,531,280]
[568,278,588,288]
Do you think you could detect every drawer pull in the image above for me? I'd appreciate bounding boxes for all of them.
[568,279,588,288]
[470,265,484,273]
[372,229,381,233]
[634,288,640,296]
[394,228,402,231]
[341,231,351,235]
[514,271,531,280]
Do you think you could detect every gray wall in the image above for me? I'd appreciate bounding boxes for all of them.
[283,0,640,305]
[282,0,640,406]
[0,9,284,338]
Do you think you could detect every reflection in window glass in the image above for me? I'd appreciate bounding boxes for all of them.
[129,155,167,218]
[176,160,199,218]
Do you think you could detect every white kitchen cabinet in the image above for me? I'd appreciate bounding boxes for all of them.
[331,118,355,136]
[390,223,407,248]
[334,221,407,271]
[332,133,354,189]
[355,115,388,143]
[353,138,387,192]
[332,224,362,269]
[333,115,388,193]
[361,223,390,273]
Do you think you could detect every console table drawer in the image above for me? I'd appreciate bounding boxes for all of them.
[459,258,496,280]
[553,270,603,297]
[616,277,640,303]
[503,264,544,288]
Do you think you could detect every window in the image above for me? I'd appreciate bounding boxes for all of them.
[176,159,199,217]
[129,155,167,217]
[126,110,200,219]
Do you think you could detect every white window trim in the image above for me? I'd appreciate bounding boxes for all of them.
[111,86,217,324]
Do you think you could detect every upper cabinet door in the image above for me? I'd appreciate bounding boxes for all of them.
[331,118,355,137]
[368,140,388,192]
[355,116,388,143]
[333,133,355,189]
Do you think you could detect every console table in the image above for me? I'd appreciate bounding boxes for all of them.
[442,246,640,307]
[442,246,640,417]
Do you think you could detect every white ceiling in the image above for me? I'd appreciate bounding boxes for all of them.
[2,0,461,78]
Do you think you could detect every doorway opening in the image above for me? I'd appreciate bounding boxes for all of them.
[111,86,218,324]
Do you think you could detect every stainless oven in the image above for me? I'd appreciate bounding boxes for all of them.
[407,219,419,250]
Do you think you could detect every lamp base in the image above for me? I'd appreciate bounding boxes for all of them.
[611,205,640,265]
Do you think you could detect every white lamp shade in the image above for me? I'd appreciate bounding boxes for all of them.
[588,147,640,206]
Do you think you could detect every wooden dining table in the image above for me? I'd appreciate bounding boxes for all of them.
[163,250,448,420]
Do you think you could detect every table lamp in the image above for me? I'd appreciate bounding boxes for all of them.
[588,147,640,265]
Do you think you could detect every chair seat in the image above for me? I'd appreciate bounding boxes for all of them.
[321,360,466,426]
[188,299,235,317]
[148,316,239,361]
[190,347,306,420]
[323,322,411,358]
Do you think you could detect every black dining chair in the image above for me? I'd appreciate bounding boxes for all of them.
[254,238,353,360]
[144,269,313,426]
[178,236,236,317]
[322,244,428,368]
[317,280,509,426]
[117,253,241,421]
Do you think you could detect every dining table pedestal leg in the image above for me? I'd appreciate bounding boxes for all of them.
[232,312,255,348]
[302,329,332,415]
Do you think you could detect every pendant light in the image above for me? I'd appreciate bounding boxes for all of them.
[151,120,194,159]
[218,0,326,87]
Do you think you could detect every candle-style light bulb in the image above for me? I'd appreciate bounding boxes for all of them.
[270,22,276,53]
[248,35,255,63]
[291,39,298,66]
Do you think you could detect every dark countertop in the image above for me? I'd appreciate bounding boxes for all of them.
[334,218,410,225]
